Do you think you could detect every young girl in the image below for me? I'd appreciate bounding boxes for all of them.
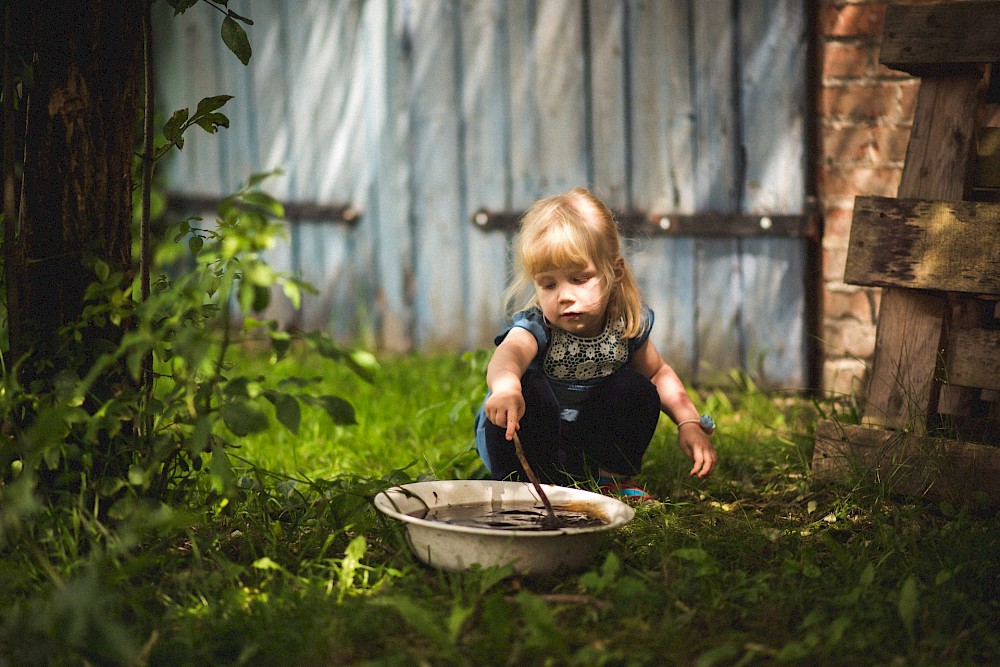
[474,187,717,502]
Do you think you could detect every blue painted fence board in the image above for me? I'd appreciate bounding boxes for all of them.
[155,0,809,388]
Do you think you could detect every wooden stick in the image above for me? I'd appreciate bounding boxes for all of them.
[512,431,562,529]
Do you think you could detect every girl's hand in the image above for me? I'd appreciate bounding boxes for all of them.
[677,425,717,478]
[484,387,525,441]
[484,327,537,441]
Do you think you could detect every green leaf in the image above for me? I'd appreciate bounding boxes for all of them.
[240,191,284,217]
[898,575,919,636]
[168,0,199,14]
[303,395,356,425]
[194,112,230,134]
[252,557,284,571]
[244,263,275,287]
[219,400,269,436]
[269,330,291,356]
[93,259,110,283]
[273,393,301,435]
[251,285,270,312]
[223,376,252,399]
[188,415,213,454]
[108,495,135,521]
[859,563,875,587]
[210,448,237,492]
[695,644,740,667]
[347,350,380,383]
[308,336,378,382]
[221,15,252,65]
[580,551,620,594]
[277,376,318,391]
[670,547,719,576]
[247,170,281,189]
[282,280,302,310]
[371,597,450,651]
[337,535,367,602]
[193,94,233,117]
[516,591,567,655]
[312,335,346,362]
[162,108,189,142]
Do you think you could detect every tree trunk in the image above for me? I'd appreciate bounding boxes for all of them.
[9,0,141,376]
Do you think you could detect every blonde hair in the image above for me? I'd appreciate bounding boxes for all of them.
[503,187,644,337]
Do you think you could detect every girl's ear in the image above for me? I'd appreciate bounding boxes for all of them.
[613,256,625,282]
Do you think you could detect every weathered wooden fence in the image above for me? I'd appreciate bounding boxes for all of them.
[155,0,812,388]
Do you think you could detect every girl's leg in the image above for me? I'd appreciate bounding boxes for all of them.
[564,368,661,477]
[481,369,571,483]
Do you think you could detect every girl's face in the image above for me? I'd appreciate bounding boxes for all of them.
[533,261,611,337]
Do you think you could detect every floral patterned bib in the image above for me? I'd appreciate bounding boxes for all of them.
[543,317,630,382]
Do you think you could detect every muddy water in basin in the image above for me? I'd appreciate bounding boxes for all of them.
[409,501,608,531]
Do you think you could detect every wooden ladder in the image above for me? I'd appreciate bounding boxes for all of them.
[812,1,1000,506]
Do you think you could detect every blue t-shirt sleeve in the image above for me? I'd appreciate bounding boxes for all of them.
[627,305,655,357]
[493,307,548,351]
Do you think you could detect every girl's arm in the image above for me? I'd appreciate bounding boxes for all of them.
[631,339,717,478]
[484,327,539,441]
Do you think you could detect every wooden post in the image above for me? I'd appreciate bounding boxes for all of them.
[861,76,981,432]
[813,2,1000,506]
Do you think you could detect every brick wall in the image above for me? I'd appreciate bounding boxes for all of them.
[815,0,922,396]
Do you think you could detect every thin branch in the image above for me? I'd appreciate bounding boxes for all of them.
[140,0,155,430]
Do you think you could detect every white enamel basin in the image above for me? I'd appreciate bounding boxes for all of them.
[373,480,635,575]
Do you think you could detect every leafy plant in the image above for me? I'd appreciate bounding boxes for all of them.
[0,6,381,663]
[166,0,254,66]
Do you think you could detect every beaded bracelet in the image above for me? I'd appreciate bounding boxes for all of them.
[676,414,716,435]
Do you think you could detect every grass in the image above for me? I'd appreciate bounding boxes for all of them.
[2,348,999,666]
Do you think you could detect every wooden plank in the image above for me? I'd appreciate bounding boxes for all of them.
[339,0,380,347]
[506,0,540,208]
[460,0,511,348]
[158,5,226,194]
[501,0,591,312]
[863,76,982,431]
[289,1,370,340]
[532,0,588,195]
[846,196,1000,295]
[214,14,256,192]
[863,289,948,429]
[692,0,742,380]
[627,0,697,379]
[588,0,628,206]
[812,420,1000,507]
[361,0,414,352]
[231,0,298,329]
[897,78,981,202]
[250,2,293,201]
[739,0,806,213]
[407,1,466,349]
[880,1,1000,76]
[738,0,808,388]
[946,327,1000,391]
[294,220,354,335]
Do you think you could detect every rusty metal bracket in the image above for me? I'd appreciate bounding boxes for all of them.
[472,206,819,240]
[166,191,361,225]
